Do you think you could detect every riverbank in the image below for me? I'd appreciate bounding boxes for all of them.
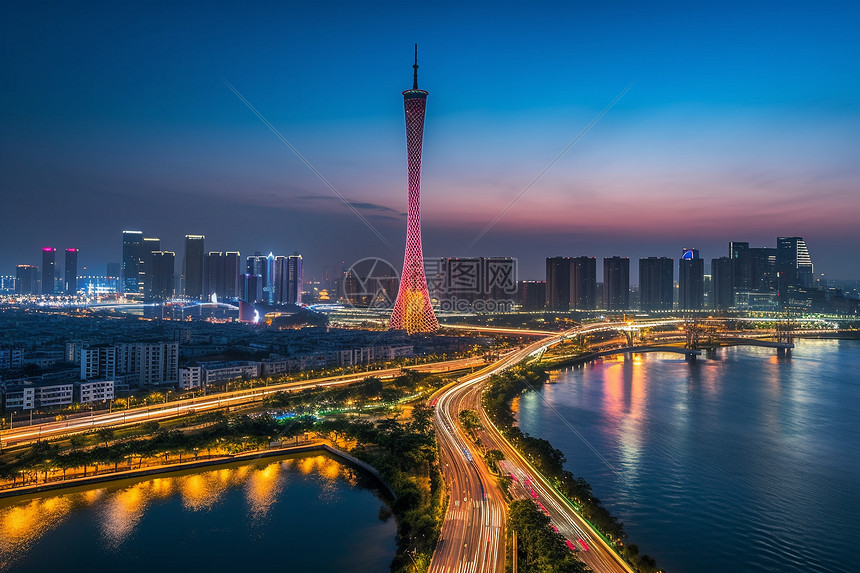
[0,441,397,501]
[516,340,860,572]
[483,364,661,573]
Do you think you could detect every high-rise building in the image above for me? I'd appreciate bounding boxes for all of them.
[273,255,287,303]
[141,237,161,295]
[517,281,546,311]
[639,257,674,311]
[287,254,303,305]
[204,252,224,299]
[15,265,39,295]
[730,241,777,295]
[148,251,175,300]
[390,46,438,334]
[679,248,704,310]
[224,251,241,298]
[603,257,630,310]
[184,235,205,299]
[545,257,572,311]
[246,253,273,303]
[273,254,303,304]
[711,257,734,309]
[777,236,814,296]
[121,231,144,294]
[41,247,56,294]
[64,248,79,294]
[242,274,263,303]
[569,257,597,310]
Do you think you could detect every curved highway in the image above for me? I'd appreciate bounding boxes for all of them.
[430,323,666,573]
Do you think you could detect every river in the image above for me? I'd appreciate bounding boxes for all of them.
[516,339,859,573]
[0,453,397,572]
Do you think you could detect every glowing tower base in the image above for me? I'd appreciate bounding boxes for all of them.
[389,46,439,334]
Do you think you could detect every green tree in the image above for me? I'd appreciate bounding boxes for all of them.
[458,409,481,431]
[95,427,114,446]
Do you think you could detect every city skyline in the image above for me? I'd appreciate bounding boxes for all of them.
[2,1,858,283]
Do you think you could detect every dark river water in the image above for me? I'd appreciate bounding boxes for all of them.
[0,453,396,572]
[517,339,859,573]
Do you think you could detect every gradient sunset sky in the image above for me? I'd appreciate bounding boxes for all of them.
[2,1,858,281]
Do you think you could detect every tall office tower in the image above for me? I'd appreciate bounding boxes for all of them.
[64,249,79,294]
[122,231,144,294]
[184,235,205,299]
[273,255,287,303]
[603,257,630,310]
[148,251,175,299]
[223,252,241,298]
[246,253,269,301]
[679,248,704,310]
[204,252,225,299]
[41,247,56,294]
[242,273,263,303]
[258,253,275,303]
[545,257,572,311]
[711,257,735,309]
[15,265,39,295]
[390,46,439,334]
[730,241,777,294]
[777,236,814,297]
[287,254,303,305]
[141,237,161,295]
[639,257,674,311]
[569,256,597,310]
[242,274,263,303]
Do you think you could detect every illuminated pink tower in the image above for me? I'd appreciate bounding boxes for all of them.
[389,45,439,334]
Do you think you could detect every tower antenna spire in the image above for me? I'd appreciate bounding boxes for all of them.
[413,43,419,89]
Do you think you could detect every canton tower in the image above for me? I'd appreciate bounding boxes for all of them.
[389,45,439,334]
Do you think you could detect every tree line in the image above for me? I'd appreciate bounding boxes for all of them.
[483,364,661,573]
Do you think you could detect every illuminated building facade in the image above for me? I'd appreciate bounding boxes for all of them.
[777,236,814,300]
[390,46,438,333]
[122,230,144,294]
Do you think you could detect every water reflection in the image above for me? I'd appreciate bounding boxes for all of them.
[0,496,75,569]
[0,454,360,570]
[518,340,860,573]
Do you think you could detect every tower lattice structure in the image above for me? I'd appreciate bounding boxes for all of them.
[390,46,439,334]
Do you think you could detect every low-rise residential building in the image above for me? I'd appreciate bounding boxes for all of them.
[75,379,115,404]
[24,349,65,369]
[179,366,202,390]
[3,385,35,410]
[35,383,75,408]
[0,348,25,370]
[200,361,261,387]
